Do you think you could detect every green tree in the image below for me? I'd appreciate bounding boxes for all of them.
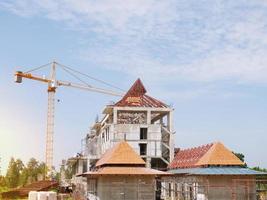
[19,168,28,186]
[64,163,75,179]
[26,158,39,182]
[37,162,46,181]
[0,176,8,193]
[5,158,20,188]
[251,166,267,172]
[233,152,247,167]
[0,175,6,187]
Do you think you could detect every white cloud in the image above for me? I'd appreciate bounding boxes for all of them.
[2,0,267,84]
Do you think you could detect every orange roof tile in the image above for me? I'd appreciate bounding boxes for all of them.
[196,142,244,166]
[168,142,244,169]
[115,79,167,108]
[95,141,146,167]
[83,167,171,176]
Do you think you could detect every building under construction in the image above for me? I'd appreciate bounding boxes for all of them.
[80,141,169,200]
[83,78,174,171]
[65,79,267,200]
[163,142,267,200]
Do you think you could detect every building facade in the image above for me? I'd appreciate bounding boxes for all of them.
[81,141,169,200]
[83,79,175,171]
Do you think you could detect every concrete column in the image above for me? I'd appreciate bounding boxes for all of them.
[167,111,173,132]
[87,157,90,172]
[168,111,175,161]
[78,160,83,174]
[146,157,151,168]
[147,110,151,124]
[113,108,117,124]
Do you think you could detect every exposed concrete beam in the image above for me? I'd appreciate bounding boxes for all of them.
[151,113,167,124]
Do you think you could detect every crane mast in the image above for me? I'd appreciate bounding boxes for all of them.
[14,61,123,177]
[46,62,56,173]
[46,89,55,173]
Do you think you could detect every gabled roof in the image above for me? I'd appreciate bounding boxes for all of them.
[115,79,168,108]
[168,142,244,169]
[95,141,146,167]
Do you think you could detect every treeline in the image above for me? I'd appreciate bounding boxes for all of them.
[233,152,267,173]
[0,157,46,189]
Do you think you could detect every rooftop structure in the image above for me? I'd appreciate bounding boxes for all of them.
[81,141,169,200]
[83,141,169,176]
[83,78,175,171]
[163,142,266,200]
[95,141,146,167]
[115,78,167,108]
[168,142,244,169]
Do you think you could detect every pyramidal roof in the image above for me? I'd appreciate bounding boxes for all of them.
[168,142,244,169]
[95,141,146,167]
[115,78,167,108]
[196,142,244,166]
[124,78,147,97]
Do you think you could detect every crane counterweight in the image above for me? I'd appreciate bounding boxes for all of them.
[14,71,23,83]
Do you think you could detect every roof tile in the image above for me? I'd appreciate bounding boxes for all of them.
[168,142,244,169]
[95,141,145,167]
[115,79,167,108]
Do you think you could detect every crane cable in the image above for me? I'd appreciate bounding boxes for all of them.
[56,62,125,92]
[57,64,93,88]
[25,62,53,73]
[22,61,125,93]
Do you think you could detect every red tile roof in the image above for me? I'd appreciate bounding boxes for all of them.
[115,78,167,108]
[168,142,244,169]
[168,143,213,169]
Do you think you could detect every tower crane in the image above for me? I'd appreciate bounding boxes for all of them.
[14,61,123,176]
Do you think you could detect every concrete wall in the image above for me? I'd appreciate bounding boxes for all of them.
[163,175,257,200]
[206,175,256,200]
[112,124,162,156]
[86,123,165,164]
[88,176,156,200]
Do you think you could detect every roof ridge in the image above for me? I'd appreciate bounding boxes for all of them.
[124,78,146,97]
[179,142,214,152]
[115,79,167,108]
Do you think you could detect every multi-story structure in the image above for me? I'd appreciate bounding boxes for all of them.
[83,78,175,171]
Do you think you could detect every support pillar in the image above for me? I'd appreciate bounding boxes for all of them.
[168,111,175,161]
[146,157,151,168]
[147,110,151,124]
[113,108,118,124]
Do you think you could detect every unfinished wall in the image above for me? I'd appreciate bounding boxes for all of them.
[95,176,155,200]
[206,175,256,200]
[162,175,257,200]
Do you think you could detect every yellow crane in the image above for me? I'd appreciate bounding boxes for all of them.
[14,61,123,176]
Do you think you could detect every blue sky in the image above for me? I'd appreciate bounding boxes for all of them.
[0,0,267,174]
